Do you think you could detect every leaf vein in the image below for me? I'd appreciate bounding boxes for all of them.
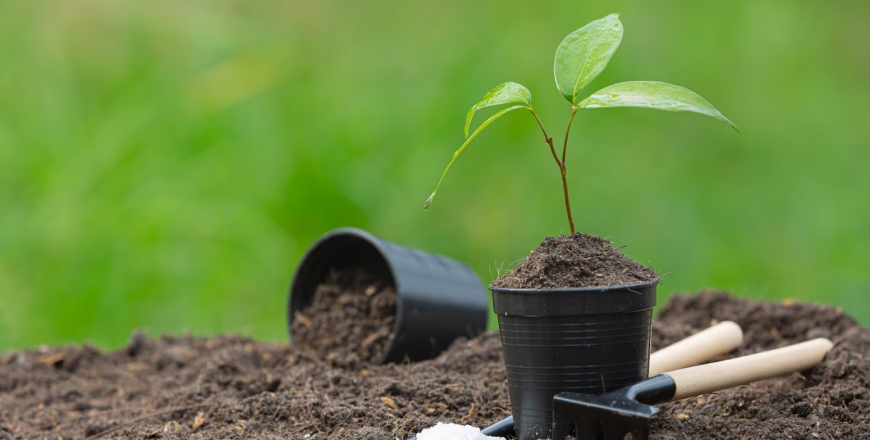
[571,31,603,103]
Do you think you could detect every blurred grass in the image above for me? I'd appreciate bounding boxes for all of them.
[1,0,869,350]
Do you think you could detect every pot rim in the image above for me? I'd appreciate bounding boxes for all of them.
[487,278,660,294]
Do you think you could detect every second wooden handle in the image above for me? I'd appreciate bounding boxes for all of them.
[649,321,743,376]
[667,338,834,401]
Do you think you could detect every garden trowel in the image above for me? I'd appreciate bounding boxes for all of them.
[551,338,833,440]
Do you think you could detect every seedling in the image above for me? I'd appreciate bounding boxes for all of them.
[424,14,737,233]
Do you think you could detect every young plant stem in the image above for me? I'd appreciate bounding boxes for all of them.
[529,108,576,234]
[562,107,578,163]
[529,109,560,165]
[559,167,575,234]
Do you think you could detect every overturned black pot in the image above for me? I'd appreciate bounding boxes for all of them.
[289,227,489,364]
[490,280,659,440]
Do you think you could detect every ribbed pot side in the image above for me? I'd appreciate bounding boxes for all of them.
[490,280,658,440]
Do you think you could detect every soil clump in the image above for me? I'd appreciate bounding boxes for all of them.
[491,232,658,289]
[291,267,397,364]
[1,292,868,439]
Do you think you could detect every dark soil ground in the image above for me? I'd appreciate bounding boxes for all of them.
[291,267,397,364]
[491,233,659,289]
[2,292,868,440]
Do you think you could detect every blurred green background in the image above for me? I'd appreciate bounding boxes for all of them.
[2,1,869,351]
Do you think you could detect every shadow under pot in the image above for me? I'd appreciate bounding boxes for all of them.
[490,280,659,440]
[289,227,489,364]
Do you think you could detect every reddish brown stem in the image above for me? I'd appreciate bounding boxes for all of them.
[560,165,575,234]
[529,108,576,233]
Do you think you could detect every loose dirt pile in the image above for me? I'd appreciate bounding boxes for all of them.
[490,232,659,289]
[1,292,868,440]
[291,267,397,364]
[651,293,870,440]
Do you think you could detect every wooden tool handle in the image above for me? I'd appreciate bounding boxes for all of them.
[649,321,743,376]
[667,338,834,401]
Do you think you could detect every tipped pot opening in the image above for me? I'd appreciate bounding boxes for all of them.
[289,228,489,364]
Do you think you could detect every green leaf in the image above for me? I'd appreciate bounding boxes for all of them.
[425,105,528,211]
[577,81,738,131]
[554,13,623,105]
[464,82,531,138]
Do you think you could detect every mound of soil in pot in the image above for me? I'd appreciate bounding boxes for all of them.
[1,292,868,440]
[491,232,658,289]
[291,267,397,364]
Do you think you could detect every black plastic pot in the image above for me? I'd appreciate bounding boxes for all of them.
[489,280,659,440]
[289,227,489,364]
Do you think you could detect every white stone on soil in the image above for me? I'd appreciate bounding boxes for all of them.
[415,422,505,440]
